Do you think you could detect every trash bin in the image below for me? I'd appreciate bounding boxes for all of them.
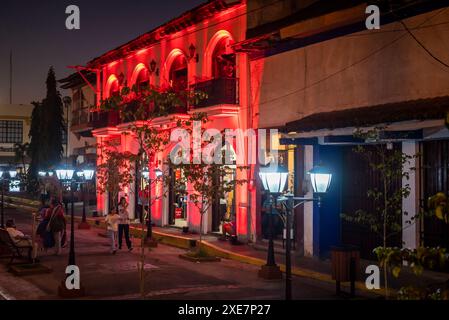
[331,245,360,297]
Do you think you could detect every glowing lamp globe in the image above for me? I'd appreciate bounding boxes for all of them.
[9,171,17,179]
[154,168,163,178]
[83,169,95,181]
[56,168,75,181]
[308,165,332,194]
[141,168,150,180]
[258,166,289,194]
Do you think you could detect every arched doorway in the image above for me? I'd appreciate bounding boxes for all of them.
[212,37,236,79]
[169,54,188,92]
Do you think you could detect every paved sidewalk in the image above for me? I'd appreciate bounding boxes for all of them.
[4,199,449,297]
[150,226,449,294]
[0,207,379,300]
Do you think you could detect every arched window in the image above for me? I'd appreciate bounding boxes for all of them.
[169,54,188,92]
[136,69,149,90]
[212,37,236,79]
[106,75,119,98]
[131,63,150,92]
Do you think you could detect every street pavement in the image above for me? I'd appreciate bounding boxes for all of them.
[0,207,378,300]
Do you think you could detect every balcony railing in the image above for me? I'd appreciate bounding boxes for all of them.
[71,107,90,127]
[192,77,238,108]
[85,78,238,130]
[90,110,120,129]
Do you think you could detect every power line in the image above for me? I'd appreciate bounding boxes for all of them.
[399,19,449,69]
[256,8,448,107]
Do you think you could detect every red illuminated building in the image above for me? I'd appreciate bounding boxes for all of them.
[61,0,258,241]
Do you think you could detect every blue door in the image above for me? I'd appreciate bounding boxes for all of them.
[313,145,343,258]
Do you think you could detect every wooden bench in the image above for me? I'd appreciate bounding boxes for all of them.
[0,228,33,265]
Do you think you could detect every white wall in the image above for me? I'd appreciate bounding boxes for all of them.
[253,8,449,128]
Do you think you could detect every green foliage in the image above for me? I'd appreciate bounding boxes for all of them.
[340,127,419,298]
[341,128,418,243]
[172,113,247,242]
[427,192,449,223]
[96,139,136,211]
[374,246,448,278]
[27,67,65,194]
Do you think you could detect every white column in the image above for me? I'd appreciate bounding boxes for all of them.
[303,145,314,256]
[402,141,419,249]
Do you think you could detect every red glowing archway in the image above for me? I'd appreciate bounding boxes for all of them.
[204,30,235,79]
[105,74,119,98]
[163,49,188,89]
[130,63,149,89]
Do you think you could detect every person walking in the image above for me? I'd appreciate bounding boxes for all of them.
[44,198,66,255]
[105,207,120,254]
[118,197,133,251]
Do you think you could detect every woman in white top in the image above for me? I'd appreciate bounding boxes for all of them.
[118,197,133,251]
[105,207,120,254]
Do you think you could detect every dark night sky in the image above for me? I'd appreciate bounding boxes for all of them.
[0,0,205,105]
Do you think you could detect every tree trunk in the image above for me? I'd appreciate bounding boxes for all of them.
[139,219,145,299]
[383,176,389,299]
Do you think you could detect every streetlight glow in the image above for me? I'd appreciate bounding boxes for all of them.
[56,168,75,181]
[83,169,95,181]
[258,166,289,194]
[308,165,332,194]
[154,168,163,178]
[141,168,150,180]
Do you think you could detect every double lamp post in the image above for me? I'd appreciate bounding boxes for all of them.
[39,166,95,298]
[258,164,332,300]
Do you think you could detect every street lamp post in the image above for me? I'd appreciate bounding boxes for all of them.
[141,167,162,247]
[257,166,289,280]
[258,164,332,300]
[55,167,85,298]
[76,168,95,230]
[0,171,6,228]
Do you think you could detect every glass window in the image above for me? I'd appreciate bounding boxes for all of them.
[0,120,23,143]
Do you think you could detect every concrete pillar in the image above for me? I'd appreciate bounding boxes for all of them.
[303,145,315,256]
[402,141,419,249]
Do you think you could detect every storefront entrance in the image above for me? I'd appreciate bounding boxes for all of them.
[211,165,236,234]
[168,167,188,228]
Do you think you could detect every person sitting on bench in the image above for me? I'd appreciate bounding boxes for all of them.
[6,219,37,259]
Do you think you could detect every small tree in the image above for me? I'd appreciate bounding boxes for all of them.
[377,194,449,300]
[96,139,135,212]
[172,113,247,254]
[341,128,418,298]
[99,83,207,299]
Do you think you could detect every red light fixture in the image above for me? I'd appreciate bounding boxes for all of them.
[149,59,159,76]
[188,43,199,63]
